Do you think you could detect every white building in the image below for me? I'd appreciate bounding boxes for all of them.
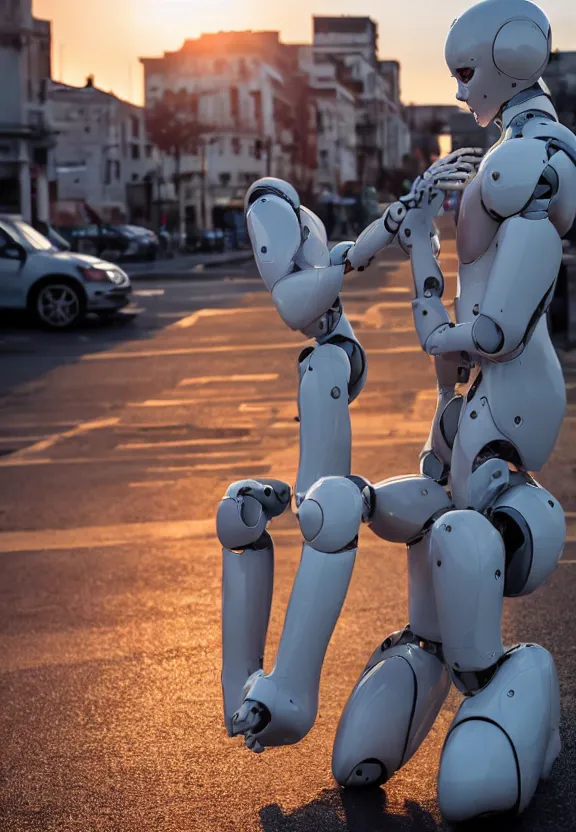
[312,17,409,185]
[295,46,357,193]
[49,78,154,224]
[0,0,55,222]
[141,32,317,231]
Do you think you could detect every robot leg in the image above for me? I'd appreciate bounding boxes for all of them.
[231,476,363,751]
[332,476,453,788]
[217,478,291,734]
[438,644,560,822]
[429,509,561,821]
[295,343,352,505]
[331,624,450,788]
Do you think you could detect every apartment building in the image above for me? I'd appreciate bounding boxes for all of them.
[0,0,55,222]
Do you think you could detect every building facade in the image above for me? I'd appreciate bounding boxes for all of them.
[544,51,576,130]
[141,31,317,231]
[0,0,55,222]
[49,78,154,224]
[312,17,409,187]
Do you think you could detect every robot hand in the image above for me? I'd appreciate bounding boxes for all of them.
[401,147,484,214]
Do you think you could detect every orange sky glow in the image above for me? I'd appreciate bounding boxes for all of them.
[33,0,576,107]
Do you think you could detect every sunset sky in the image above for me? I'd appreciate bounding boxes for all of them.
[33,0,576,106]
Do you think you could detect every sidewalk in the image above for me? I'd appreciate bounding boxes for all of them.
[125,248,254,280]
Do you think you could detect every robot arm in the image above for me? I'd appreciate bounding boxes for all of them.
[246,183,345,332]
[412,139,564,360]
[337,148,484,274]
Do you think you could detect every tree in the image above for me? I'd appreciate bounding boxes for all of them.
[145,89,203,236]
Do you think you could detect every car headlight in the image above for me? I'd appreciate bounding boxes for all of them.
[78,266,113,283]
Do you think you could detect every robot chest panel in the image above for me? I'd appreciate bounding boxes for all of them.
[456,172,500,266]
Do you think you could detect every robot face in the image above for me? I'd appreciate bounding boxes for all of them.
[445,0,551,128]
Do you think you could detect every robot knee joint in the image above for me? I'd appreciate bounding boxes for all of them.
[298,476,363,553]
[491,483,565,596]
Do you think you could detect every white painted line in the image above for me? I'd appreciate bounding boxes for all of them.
[0,450,265,468]
[10,417,119,458]
[178,373,278,387]
[239,404,269,412]
[0,519,217,554]
[82,342,304,360]
[170,305,270,329]
[129,480,179,488]
[118,437,257,450]
[133,289,165,297]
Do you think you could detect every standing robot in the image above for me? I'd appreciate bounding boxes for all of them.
[332,0,576,823]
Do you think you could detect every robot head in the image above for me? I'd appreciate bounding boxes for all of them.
[244,177,300,216]
[445,0,551,127]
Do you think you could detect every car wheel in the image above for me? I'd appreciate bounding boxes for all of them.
[30,279,86,330]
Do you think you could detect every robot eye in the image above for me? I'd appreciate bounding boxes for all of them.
[457,67,475,83]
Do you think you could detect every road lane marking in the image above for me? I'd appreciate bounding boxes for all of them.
[82,342,304,360]
[10,417,120,458]
[178,373,279,387]
[170,306,271,329]
[129,480,181,488]
[133,289,165,296]
[82,343,423,361]
[117,437,258,450]
[0,519,217,553]
[0,450,266,468]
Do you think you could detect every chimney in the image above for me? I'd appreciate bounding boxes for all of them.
[85,75,94,88]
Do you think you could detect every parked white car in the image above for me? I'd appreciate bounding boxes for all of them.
[0,216,132,329]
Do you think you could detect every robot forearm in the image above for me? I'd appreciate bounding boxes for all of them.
[345,202,407,271]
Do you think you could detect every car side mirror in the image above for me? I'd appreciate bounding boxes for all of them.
[2,244,26,261]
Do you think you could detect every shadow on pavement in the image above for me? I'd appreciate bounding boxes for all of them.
[0,308,147,399]
[260,788,443,832]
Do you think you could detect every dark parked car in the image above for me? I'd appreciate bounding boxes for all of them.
[59,224,158,262]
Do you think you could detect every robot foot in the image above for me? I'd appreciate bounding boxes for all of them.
[332,627,450,788]
[438,643,561,824]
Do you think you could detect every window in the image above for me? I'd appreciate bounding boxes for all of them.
[219,173,231,186]
[131,145,140,160]
[115,161,121,180]
[146,145,153,158]
[232,137,241,155]
[238,58,249,80]
[230,86,239,122]
[251,91,262,125]
[131,115,140,138]
[254,140,262,160]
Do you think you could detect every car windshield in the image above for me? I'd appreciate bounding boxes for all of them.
[7,220,55,252]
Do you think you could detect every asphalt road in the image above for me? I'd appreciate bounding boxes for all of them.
[0,237,575,832]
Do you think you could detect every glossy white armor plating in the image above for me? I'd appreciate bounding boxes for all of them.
[445,0,551,126]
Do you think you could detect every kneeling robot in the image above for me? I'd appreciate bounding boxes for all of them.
[216,0,576,822]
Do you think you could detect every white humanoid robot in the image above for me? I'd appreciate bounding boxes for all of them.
[217,0,575,822]
[332,0,576,823]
